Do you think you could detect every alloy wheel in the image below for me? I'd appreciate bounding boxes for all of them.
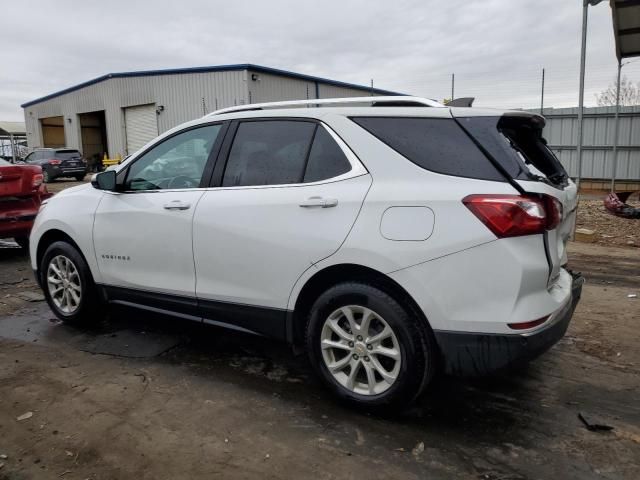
[46,255,82,315]
[320,305,402,396]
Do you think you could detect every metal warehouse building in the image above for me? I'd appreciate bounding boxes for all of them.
[21,64,399,165]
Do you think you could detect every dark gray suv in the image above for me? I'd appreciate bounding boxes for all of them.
[24,148,87,182]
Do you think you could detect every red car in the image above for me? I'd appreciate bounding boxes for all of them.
[0,158,52,249]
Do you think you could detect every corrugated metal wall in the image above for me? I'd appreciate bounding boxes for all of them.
[537,105,640,181]
[248,71,317,103]
[24,70,248,158]
[23,69,379,158]
[318,83,378,99]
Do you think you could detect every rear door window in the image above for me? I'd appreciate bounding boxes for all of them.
[351,117,505,181]
[303,127,351,183]
[222,121,316,187]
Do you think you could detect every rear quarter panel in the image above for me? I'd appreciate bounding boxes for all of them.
[287,113,520,309]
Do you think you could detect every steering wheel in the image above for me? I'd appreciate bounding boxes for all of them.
[168,175,197,189]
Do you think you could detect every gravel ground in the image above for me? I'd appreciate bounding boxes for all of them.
[576,194,639,249]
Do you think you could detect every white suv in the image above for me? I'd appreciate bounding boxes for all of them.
[30,97,583,409]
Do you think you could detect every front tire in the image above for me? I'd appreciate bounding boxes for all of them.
[306,282,437,411]
[75,174,85,181]
[40,241,103,325]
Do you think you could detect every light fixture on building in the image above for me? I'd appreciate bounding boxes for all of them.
[251,74,260,81]
[156,105,165,115]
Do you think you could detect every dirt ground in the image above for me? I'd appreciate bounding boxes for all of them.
[0,180,639,479]
[576,193,639,249]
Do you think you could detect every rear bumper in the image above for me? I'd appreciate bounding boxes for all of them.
[0,220,34,238]
[434,271,584,376]
[0,204,38,238]
[49,166,87,178]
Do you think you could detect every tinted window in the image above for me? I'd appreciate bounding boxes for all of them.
[223,121,316,187]
[126,124,221,191]
[455,116,528,180]
[54,150,82,160]
[303,127,351,183]
[352,117,504,182]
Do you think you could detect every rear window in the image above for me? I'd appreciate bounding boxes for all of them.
[55,150,81,160]
[457,116,568,186]
[351,117,505,182]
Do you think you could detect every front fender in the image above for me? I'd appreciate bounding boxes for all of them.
[29,185,104,283]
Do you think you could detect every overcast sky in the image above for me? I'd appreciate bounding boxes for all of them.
[1,0,638,121]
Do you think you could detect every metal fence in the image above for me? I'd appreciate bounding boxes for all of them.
[533,105,640,182]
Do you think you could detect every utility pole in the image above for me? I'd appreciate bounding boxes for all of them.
[540,68,545,114]
[577,0,604,194]
[9,133,16,162]
[370,79,374,96]
[573,0,604,239]
[611,59,622,192]
[451,73,455,101]
[576,3,589,194]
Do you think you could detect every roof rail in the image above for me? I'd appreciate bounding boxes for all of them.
[205,96,445,117]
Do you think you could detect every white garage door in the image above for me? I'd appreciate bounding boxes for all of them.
[124,104,158,155]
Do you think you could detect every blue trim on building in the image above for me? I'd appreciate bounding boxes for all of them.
[21,63,403,108]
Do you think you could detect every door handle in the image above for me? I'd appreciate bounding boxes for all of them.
[163,200,191,210]
[299,196,338,208]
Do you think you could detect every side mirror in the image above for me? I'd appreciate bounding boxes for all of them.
[91,170,117,191]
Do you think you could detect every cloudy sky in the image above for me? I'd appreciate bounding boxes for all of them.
[1,0,638,121]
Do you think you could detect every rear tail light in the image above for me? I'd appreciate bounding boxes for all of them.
[545,196,563,230]
[32,173,43,188]
[462,194,562,238]
[49,159,61,165]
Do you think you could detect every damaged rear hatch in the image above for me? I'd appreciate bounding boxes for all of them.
[452,110,578,285]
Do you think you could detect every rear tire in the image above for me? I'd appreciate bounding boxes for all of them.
[305,282,437,411]
[40,240,104,325]
[42,169,52,183]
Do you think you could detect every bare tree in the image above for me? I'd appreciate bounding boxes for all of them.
[595,76,640,106]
